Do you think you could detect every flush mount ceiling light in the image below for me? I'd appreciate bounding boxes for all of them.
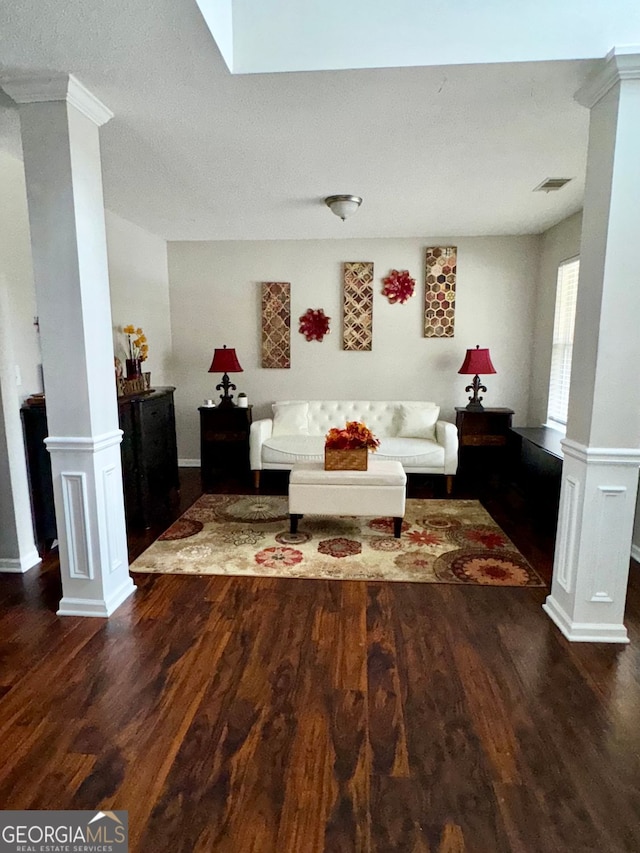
[324,195,362,221]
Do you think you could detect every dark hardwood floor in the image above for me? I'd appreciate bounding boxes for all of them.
[1,468,639,852]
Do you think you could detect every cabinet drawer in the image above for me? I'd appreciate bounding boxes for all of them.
[461,434,508,447]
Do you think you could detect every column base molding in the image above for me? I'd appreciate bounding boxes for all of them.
[0,548,42,573]
[57,575,136,617]
[543,595,630,644]
[546,440,639,643]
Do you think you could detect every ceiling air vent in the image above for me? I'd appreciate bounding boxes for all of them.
[533,177,572,193]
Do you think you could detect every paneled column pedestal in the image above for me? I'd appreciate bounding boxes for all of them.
[544,441,640,643]
[48,432,135,617]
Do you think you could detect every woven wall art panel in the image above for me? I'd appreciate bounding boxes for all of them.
[424,247,457,338]
[261,282,291,368]
[343,262,373,351]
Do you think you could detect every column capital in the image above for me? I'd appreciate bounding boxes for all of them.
[1,73,113,126]
[575,46,640,108]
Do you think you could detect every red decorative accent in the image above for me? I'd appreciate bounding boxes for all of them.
[465,529,507,549]
[299,308,331,341]
[208,345,243,373]
[458,345,496,375]
[254,546,303,568]
[318,538,362,558]
[381,269,416,304]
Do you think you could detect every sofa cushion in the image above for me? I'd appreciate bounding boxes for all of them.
[262,435,444,469]
[376,437,444,467]
[397,403,440,440]
[271,401,309,436]
[306,401,400,436]
[263,435,324,463]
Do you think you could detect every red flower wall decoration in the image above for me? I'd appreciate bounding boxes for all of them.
[382,269,416,304]
[299,308,331,341]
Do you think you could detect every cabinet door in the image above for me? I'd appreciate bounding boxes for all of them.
[118,402,139,526]
[131,391,179,527]
[21,406,57,545]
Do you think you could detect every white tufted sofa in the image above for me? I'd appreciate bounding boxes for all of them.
[250,400,458,492]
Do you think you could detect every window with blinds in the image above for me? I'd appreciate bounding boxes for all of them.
[547,257,580,429]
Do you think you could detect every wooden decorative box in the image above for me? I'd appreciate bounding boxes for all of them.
[324,447,368,471]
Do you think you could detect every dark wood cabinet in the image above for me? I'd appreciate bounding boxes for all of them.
[455,406,515,481]
[119,388,179,529]
[20,403,57,546]
[21,387,179,547]
[199,405,252,490]
[508,426,563,531]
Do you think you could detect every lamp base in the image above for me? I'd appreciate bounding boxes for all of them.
[464,375,488,411]
[217,396,236,408]
[216,373,237,407]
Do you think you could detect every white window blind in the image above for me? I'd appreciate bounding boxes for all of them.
[547,257,580,429]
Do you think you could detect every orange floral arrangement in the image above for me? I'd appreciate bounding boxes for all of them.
[122,324,149,361]
[325,421,380,452]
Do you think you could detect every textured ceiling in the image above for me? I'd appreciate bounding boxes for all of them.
[0,0,599,240]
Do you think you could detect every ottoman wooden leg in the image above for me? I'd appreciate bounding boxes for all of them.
[393,517,403,538]
[446,475,454,496]
[253,470,261,490]
[290,514,300,534]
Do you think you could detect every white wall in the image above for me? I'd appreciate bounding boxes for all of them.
[106,210,172,386]
[0,151,42,398]
[0,155,173,397]
[168,235,540,461]
[529,210,583,426]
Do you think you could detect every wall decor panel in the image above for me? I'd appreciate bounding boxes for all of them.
[261,282,291,368]
[424,247,457,337]
[343,262,373,351]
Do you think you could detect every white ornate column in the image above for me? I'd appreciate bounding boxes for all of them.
[1,74,135,615]
[543,48,640,643]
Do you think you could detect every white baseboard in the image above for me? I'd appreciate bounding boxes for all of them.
[0,548,42,573]
[179,458,200,468]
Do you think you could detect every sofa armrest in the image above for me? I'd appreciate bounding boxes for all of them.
[250,418,273,470]
[436,420,459,474]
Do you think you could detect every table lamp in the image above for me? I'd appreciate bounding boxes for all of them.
[208,345,243,407]
[458,345,496,411]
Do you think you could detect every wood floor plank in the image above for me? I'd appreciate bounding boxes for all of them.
[390,584,514,853]
[366,583,410,778]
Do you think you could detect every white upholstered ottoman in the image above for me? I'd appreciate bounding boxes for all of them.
[288,459,407,538]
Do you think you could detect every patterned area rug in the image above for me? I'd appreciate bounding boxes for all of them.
[131,495,544,587]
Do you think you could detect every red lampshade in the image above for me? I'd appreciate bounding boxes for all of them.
[458,345,496,375]
[208,345,243,374]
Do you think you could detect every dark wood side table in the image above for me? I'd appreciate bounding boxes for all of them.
[455,407,515,481]
[455,407,515,447]
[199,405,252,490]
